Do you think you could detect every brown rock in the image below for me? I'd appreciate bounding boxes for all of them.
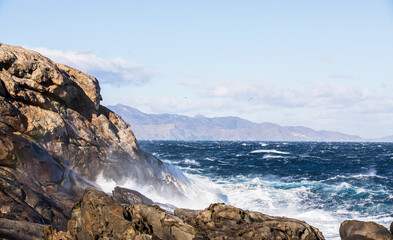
[46,189,325,240]
[174,208,202,221]
[340,220,393,240]
[0,43,188,228]
[184,203,325,240]
[0,42,186,192]
[46,188,196,240]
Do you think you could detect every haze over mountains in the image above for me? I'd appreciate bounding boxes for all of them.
[108,104,390,142]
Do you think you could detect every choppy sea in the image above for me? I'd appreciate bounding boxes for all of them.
[138,141,393,240]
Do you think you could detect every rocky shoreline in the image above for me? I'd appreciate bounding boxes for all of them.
[0,43,392,239]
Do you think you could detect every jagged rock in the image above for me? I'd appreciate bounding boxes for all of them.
[0,218,45,240]
[46,189,325,240]
[0,128,92,228]
[0,43,187,228]
[340,220,393,240]
[46,188,196,240]
[0,42,186,186]
[174,208,202,221]
[112,186,154,205]
[180,203,325,240]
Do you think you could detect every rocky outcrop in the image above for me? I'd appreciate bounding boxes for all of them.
[45,188,197,240]
[0,43,188,229]
[46,189,325,240]
[340,220,393,240]
[177,203,325,240]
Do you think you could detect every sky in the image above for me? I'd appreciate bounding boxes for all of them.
[1,0,393,138]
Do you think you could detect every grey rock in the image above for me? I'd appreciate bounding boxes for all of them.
[112,186,154,205]
[0,218,45,240]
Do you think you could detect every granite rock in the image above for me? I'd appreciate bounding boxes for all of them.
[46,189,325,240]
[0,43,187,229]
[340,220,393,240]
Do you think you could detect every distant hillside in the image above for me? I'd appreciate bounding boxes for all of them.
[107,104,369,142]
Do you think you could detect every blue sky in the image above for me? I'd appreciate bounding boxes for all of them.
[1,1,393,138]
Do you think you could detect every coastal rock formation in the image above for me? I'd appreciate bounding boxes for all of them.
[46,188,325,240]
[0,43,328,239]
[0,43,187,229]
[340,220,393,240]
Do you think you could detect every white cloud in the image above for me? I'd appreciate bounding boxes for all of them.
[192,80,389,113]
[31,47,154,86]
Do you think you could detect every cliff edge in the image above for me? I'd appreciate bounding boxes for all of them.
[0,43,186,228]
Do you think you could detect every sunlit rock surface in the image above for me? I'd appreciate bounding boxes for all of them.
[0,43,187,230]
[46,189,325,240]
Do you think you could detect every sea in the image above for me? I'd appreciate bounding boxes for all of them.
[138,140,393,240]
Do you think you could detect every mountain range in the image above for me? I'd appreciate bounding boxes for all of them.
[107,104,390,142]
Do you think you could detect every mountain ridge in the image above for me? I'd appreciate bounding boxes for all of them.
[108,104,382,142]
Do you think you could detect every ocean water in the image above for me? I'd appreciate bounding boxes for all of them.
[138,141,393,240]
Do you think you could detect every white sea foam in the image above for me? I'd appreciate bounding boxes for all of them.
[183,174,391,240]
[184,159,200,166]
[250,149,290,154]
[263,154,285,159]
[95,170,222,210]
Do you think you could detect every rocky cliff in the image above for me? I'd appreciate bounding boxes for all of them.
[0,43,187,229]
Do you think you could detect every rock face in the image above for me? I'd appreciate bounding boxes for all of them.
[0,43,186,229]
[46,188,325,240]
[340,220,393,240]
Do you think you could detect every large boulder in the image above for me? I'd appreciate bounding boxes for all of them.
[340,220,393,240]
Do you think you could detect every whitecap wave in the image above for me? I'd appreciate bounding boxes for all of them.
[184,159,200,166]
[250,149,290,154]
[263,154,286,159]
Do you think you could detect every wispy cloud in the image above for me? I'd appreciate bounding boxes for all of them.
[31,47,154,86]
[179,80,393,114]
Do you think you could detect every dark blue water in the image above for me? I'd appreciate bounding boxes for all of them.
[139,141,393,239]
